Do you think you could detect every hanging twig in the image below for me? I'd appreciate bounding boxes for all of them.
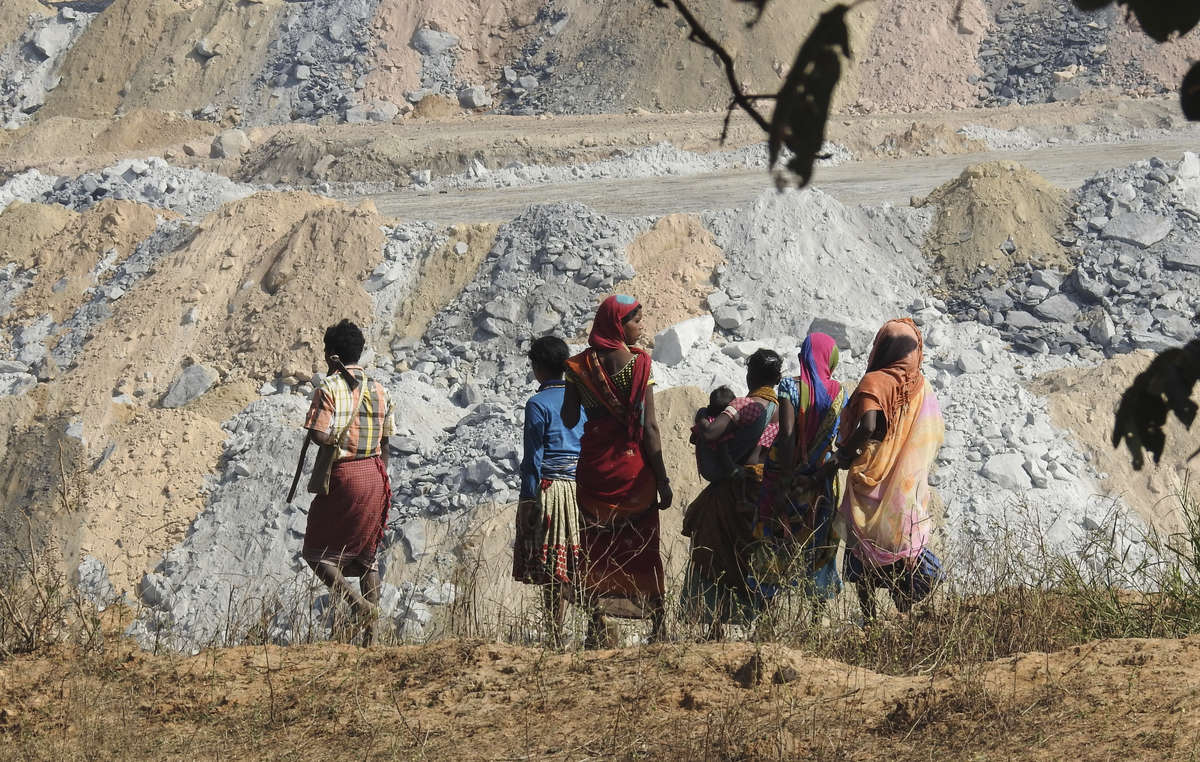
[651,0,771,135]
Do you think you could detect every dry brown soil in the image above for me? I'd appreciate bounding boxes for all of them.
[1033,352,1200,534]
[624,213,724,341]
[3,633,1200,759]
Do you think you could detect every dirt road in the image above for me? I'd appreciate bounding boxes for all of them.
[361,133,1199,224]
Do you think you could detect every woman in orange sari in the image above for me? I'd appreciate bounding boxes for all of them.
[562,295,673,645]
[822,318,945,621]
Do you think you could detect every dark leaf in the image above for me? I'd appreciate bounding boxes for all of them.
[1124,0,1200,43]
[1073,0,1199,42]
[732,0,771,26]
[1183,61,1200,120]
[1112,340,1200,470]
[768,5,852,187]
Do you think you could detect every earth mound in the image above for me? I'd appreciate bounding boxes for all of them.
[918,160,1070,287]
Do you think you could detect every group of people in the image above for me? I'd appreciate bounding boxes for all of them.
[295,295,946,647]
[514,295,946,644]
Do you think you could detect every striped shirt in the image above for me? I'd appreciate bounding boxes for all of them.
[304,366,395,461]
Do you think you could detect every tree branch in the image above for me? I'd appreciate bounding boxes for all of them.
[651,0,771,135]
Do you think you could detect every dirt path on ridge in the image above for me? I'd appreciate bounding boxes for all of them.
[359,133,1200,224]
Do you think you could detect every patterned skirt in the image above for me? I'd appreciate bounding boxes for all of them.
[513,479,583,587]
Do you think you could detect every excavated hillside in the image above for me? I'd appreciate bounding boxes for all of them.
[3,0,1199,127]
[2,0,1200,755]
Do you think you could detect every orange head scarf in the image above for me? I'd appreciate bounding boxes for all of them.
[840,318,925,441]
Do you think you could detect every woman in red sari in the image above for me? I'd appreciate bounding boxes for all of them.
[562,295,673,646]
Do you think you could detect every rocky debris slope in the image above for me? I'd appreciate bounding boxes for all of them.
[976,1,1118,107]
[250,0,384,124]
[0,7,94,129]
[948,153,1200,358]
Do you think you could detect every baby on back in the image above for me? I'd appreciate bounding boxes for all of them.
[695,386,736,428]
[692,386,739,481]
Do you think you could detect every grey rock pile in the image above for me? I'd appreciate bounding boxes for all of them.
[255,0,384,123]
[975,2,1118,107]
[384,203,651,514]
[701,189,931,346]
[951,153,1200,356]
[25,158,255,217]
[0,8,95,128]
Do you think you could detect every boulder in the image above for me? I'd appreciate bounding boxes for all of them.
[457,86,492,109]
[161,364,218,408]
[1033,294,1080,323]
[1162,246,1200,273]
[32,23,73,59]
[652,315,714,366]
[367,100,400,122]
[713,304,744,330]
[807,316,872,351]
[462,457,499,485]
[1088,313,1117,346]
[483,298,521,323]
[956,349,986,374]
[400,520,428,561]
[344,104,371,124]
[411,28,459,56]
[1004,310,1042,330]
[721,341,761,360]
[1030,269,1064,291]
[1101,213,1172,249]
[982,453,1033,491]
[210,129,251,159]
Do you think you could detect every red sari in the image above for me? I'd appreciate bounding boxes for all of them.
[565,295,662,615]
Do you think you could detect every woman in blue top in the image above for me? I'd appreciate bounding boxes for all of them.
[515,335,586,645]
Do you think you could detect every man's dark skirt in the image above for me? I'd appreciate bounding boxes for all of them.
[303,456,391,578]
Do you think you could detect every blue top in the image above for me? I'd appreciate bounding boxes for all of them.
[520,380,586,499]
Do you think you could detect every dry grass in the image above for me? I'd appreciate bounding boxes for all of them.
[7,490,1200,758]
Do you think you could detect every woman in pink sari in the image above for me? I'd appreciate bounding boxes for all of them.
[822,318,944,621]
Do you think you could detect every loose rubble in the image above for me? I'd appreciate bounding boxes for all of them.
[0,158,255,217]
[949,153,1200,357]
[249,0,385,124]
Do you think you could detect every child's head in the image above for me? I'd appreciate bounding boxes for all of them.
[705,386,735,417]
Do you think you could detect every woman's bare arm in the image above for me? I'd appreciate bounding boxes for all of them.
[561,381,582,429]
[696,409,734,442]
[829,409,881,471]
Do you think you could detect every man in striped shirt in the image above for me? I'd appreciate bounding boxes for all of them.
[302,319,394,645]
